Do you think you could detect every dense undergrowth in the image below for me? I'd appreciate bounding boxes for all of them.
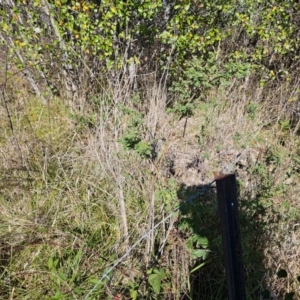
[1,77,299,300]
[1,0,300,299]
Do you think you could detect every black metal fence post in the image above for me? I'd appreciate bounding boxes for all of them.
[215,174,246,300]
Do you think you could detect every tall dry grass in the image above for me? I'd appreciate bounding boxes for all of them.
[0,62,300,299]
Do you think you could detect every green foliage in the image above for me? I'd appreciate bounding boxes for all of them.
[46,248,89,299]
[70,113,96,129]
[178,194,212,265]
[279,119,291,131]
[156,179,178,213]
[120,127,152,159]
[52,291,64,300]
[120,131,141,150]
[170,52,250,104]
[134,140,152,158]
[127,280,139,300]
[187,235,209,260]
[160,0,236,64]
[233,1,300,81]
[147,268,167,294]
[167,102,195,119]
[1,0,299,100]
[52,0,162,62]
[245,102,259,120]
[118,106,153,158]
[248,148,286,202]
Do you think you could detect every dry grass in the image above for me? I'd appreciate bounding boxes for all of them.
[0,69,300,300]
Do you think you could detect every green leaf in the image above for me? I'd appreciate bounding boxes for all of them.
[48,257,54,269]
[74,287,82,294]
[58,272,67,281]
[146,268,153,275]
[148,269,166,294]
[51,291,64,300]
[190,261,207,273]
[89,278,100,285]
[184,4,190,11]
[130,289,138,300]
[135,141,151,158]
[191,249,209,260]
[196,236,209,248]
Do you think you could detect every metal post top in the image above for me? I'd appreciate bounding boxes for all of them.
[213,172,235,180]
